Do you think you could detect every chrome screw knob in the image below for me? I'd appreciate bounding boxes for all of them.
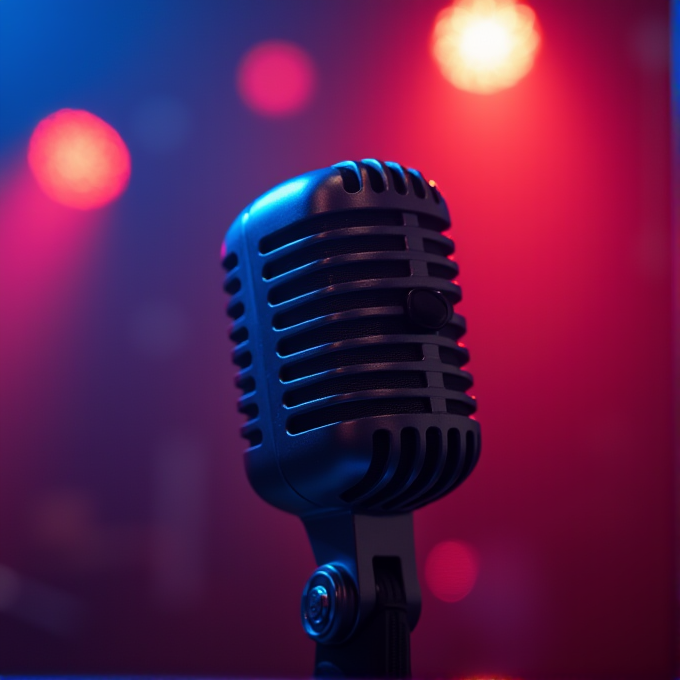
[300,563,357,644]
[306,585,330,625]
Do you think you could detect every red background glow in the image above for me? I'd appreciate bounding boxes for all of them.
[0,0,674,677]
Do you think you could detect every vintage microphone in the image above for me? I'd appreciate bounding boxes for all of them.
[222,160,480,677]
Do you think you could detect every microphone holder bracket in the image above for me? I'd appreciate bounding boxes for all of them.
[301,512,421,678]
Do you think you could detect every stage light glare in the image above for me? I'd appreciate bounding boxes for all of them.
[237,40,316,117]
[431,0,541,94]
[425,540,479,603]
[28,109,131,210]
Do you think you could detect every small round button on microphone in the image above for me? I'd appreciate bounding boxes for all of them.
[406,288,452,330]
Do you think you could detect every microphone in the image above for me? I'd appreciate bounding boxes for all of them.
[222,160,480,677]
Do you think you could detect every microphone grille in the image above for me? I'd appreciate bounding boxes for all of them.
[267,211,473,438]
[223,160,480,514]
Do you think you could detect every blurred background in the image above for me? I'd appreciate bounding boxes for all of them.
[0,0,677,678]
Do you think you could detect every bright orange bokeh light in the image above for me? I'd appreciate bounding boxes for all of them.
[28,109,131,210]
[431,0,541,94]
[425,540,479,603]
[236,40,316,117]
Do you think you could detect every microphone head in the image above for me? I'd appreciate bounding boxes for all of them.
[222,160,480,516]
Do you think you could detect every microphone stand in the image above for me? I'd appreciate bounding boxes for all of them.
[302,513,421,678]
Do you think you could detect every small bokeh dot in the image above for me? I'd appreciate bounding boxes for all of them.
[425,539,479,603]
[236,40,316,117]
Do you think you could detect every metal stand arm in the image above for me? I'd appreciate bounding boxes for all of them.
[301,513,421,678]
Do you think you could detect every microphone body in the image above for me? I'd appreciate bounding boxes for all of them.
[222,160,480,677]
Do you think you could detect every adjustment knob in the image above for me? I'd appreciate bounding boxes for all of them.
[406,288,452,330]
[301,563,357,644]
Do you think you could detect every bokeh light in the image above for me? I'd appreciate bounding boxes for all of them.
[28,109,131,210]
[425,540,479,603]
[236,40,316,117]
[431,0,541,94]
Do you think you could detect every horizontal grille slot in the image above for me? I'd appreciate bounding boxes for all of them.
[283,371,428,407]
[273,289,406,329]
[227,301,244,320]
[223,275,241,294]
[278,316,420,356]
[440,345,469,367]
[418,214,449,232]
[238,402,258,420]
[234,350,252,369]
[268,260,411,305]
[244,429,262,447]
[438,322,466,341]
[443,372,473,392]
[287,398,431,434]
[259,209,404,254]
[280,344,423,382]
[236,376,255,394]
[427,262,458,280]
[263,235,406,280]
[446,398,476,416]
[223,252,238,271]
[230,325,248,344]
[423,238,454,257]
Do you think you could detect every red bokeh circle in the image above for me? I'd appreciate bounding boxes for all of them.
[28,109,131,210]
[236,40,316,117]
[425,540,479,603]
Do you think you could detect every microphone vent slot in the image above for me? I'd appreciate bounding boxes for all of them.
[224,277,241,294]
[233,350,252,369]
[359,427,419,508]
[278,316,418,357]
[427,261,458,281]
[283,371,427,408]
[268,260,410,305]
[239,402,259,420]
[336,163,361,193]
[365,164,386,193]
[439,345,469,367]
[230,325,248,344]
[274,288,405,330]
[340,430,391,504]
[423,238,454,258]
[259,210,403,254]
[386,164,407,195]
[223,251,238,271]
[245,429,263,447]
[236,376,255,394]
[443,371,472,392]
[408,170,426,198]
[287,398,431,435]
[280,343,423,382]
[340,425,480,512]
[446,398,476,416]
[417,214,449,232]
[263,234,405,281]
[227,301,244,320]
